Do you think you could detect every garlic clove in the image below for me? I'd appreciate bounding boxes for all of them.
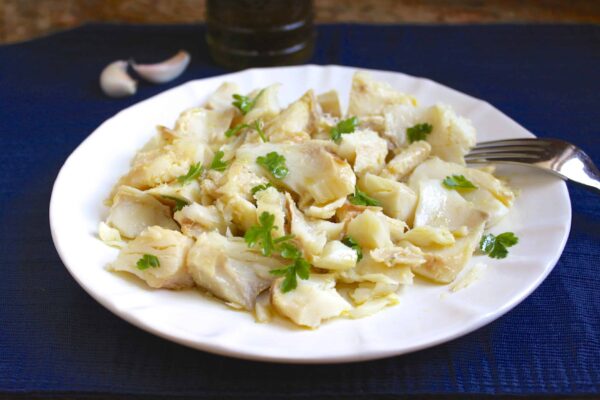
[100,60,137,98]
[131,50,191,84]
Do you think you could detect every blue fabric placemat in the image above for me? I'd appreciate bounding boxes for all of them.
[0,23,599,398]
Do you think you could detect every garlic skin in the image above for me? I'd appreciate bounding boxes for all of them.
[131,50,191,84]
[100,60,137,98]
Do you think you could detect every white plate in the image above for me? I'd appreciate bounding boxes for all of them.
[50,65,571,363]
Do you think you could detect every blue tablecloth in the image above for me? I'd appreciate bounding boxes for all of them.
[1,23,599,398]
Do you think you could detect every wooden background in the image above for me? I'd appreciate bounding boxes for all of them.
[1,0,599,44]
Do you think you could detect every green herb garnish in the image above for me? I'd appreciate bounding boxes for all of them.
[224,124,246,138]
[176,162,203,185]
[161,195,189,211]
[136,254,160,270]
[244,211,277,256]
[406,123,433,143]
[330,116,359,143]
[341,236,363,262]
[256,151,288,179]
[225,120,267,142]
[232,89,264,115]
[270,242,311,293]
[209,150,228,172]
[348,187,380,206]
[245,212,306,292]
[442,175,478,190]
[253,119,267,142]
[479,232,519,259]
[251,182,273,196]
[274,234,295,244]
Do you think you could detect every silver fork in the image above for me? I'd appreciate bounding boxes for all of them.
[465,138,600,194]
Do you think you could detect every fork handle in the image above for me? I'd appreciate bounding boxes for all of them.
[570,174,600,194]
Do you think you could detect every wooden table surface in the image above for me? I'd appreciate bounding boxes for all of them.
[1,0,599,44]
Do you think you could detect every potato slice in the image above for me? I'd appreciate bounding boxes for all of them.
[173,107,234,147]
[271,274,351,329]
[107,186,178,238]
[409,157,515,207]
[413,179,488,232]
[346,209,393,250]
[109,226,194,289]
[255,186,287,238]
[204,82,241,112]
[424,104,476,165]
[412,222,485,283]
[236,141,356,206]
[335,129,388,176]
[174,203,227,238]
[242,84,281,125]
[317,90,341,117]
[348,72,416,117]
[187,232,283,310]
[381,140,431,181]
[403,226,455,247]
[358,173,417,222]
[312,240,358,271]
[265,90,318,142]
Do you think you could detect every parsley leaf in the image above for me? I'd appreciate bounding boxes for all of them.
[251,182,273,195]
[348,187,380,206]
[244,212,308,293]
[278,241,302,260]
[225,120,267,142]
[274,234,295,243]
[341,236,363,262]
[269,242,311,293]
[232,89,264,115]
[136,254,160,270]
[330,116,359,143]
[253,119,267,142]
[406,123,433,143]
[225,124,246,138]
[161,195,189,211]
[479,232,519,259]
[176,162,203,185]
[244,211,277,256]
[256,152,288,179]
[442,175,478,190]
[209,150,228,172]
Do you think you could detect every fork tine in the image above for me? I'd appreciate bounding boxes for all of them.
[468,145,548,156]
[472,138,540,149]
[473,138,565,149]
[465,153,543,163]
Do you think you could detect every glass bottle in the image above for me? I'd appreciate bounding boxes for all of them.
[206,0,315,69]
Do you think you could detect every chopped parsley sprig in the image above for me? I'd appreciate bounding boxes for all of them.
[442,175,478,190]
[254,120,267,142]
[176,162,203,185]
[136,254,160,270]
[256,152,288,179]
[341,236,363,262]
[209,150,228,172]
[348,187,380,206]
[244,211,308,292]
[251,182,273,196]
[225,123,246,138]
[269,242,310,293]
[225,119,267,142]
[479,232,518,259]
[406,123,433,143]
[244,212,278,256]
[232,89,264,115]
[330,116,359,143]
